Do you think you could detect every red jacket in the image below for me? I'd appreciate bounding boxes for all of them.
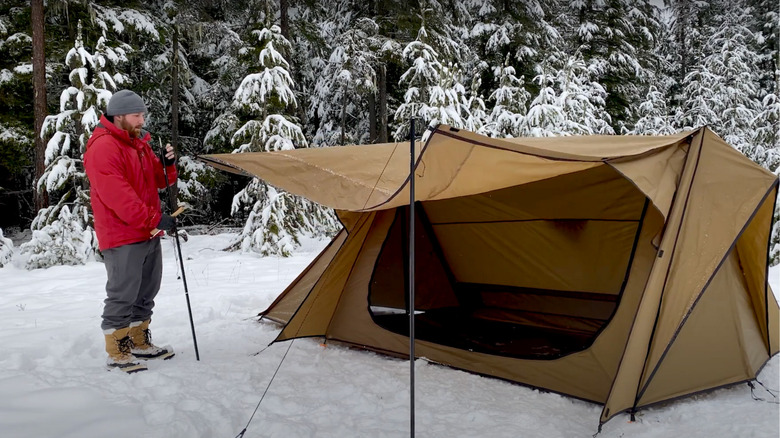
[84,115,177,250]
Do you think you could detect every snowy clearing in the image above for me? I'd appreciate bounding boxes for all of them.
[0,233,778,438]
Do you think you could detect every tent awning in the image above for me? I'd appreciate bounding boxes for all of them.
[198,125,696,215]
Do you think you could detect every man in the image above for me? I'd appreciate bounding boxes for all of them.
[84,89,177,373]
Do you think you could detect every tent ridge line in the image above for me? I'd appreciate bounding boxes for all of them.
[635,162,779,405]
[196,155,254,177]
[632,128,706,409]
[431,128,601,162]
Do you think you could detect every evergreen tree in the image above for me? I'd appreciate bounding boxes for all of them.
[217,23,336,256]
[631,85,679,135]
[0,5,35,217]
[21,22,129,268]
[746,0,780,172]
[567,0,662,131]
[310,17,384,146]
[485,56,531,138]
[664,0,712,108]
[466,0,559,99]
[0,227,12,268]
[523,55,613,136]
[679,3,762,156]
[747,0,778,95]
[394,25,480,139]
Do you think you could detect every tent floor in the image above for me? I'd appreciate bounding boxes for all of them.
[372,307,593,359]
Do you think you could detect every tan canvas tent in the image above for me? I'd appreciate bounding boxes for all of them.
[200,125,779,427]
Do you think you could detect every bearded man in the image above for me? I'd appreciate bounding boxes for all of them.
[84,90,177,373]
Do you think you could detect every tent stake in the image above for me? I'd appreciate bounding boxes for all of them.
[409,118,416,437]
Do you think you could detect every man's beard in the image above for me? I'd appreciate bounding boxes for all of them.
[118,118,142,138]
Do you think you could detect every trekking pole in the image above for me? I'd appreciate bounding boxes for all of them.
[159,139,201,361]
[408,118,416,437]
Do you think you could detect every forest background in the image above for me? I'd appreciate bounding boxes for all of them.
[0,0,778,269]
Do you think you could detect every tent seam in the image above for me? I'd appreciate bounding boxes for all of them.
[632,127,706,408]
[635,146,778,405]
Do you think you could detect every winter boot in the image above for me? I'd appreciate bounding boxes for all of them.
[129,320,175,360]
[104,327,147,373]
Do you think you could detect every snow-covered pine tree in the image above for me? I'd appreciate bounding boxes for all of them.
[394,29,480,139]
[224,22,336,256]
[310,17,383,146]
[631,85,679,135]
[745,0,780,173]
[566,0,661,132]
[0,9,35,188]
[20,22,129,269]
[523,55,614,137]
[631,7,682,136]
[746,0,780,265]
[464,67,489,135]
[485,55,531,138]
[0,227,12,268]
[664,0,712,109]
[680,2,762,155]
[466,0,558,112]
[521,65,566,137]
[393,0,481,140]
[393,25,443,141]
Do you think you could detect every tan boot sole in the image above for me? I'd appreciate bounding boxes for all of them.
[107,362,148,373]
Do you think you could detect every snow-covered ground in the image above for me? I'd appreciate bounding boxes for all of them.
[0,232,778,438]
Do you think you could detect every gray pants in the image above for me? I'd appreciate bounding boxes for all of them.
[101,238,163,330]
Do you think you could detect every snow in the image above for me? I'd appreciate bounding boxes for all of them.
[0,232,778,437]
[13,63,33,74]
[0,68,12,84]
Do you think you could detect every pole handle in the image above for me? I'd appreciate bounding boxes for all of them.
[150,205,186,236]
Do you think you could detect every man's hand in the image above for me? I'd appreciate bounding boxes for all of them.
[156,214,176,232]
[162,143,176,166]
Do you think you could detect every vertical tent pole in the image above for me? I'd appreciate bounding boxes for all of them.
[409,118,416,437]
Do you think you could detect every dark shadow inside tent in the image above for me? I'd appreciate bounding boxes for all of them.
[368,165,651,360]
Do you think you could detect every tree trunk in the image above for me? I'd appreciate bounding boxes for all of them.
[340,90,347,145]
[280,0,289,40]
[368,91,377,143]
[378,64,388,143]
[169,21,181,209]
[31,0,49,211]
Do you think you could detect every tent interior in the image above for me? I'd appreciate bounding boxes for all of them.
[368,163,661,359]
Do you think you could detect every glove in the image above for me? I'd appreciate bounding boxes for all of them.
[156,214,176,232]
[160,151,176,166]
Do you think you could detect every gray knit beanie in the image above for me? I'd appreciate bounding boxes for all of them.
[106,90,147,116]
